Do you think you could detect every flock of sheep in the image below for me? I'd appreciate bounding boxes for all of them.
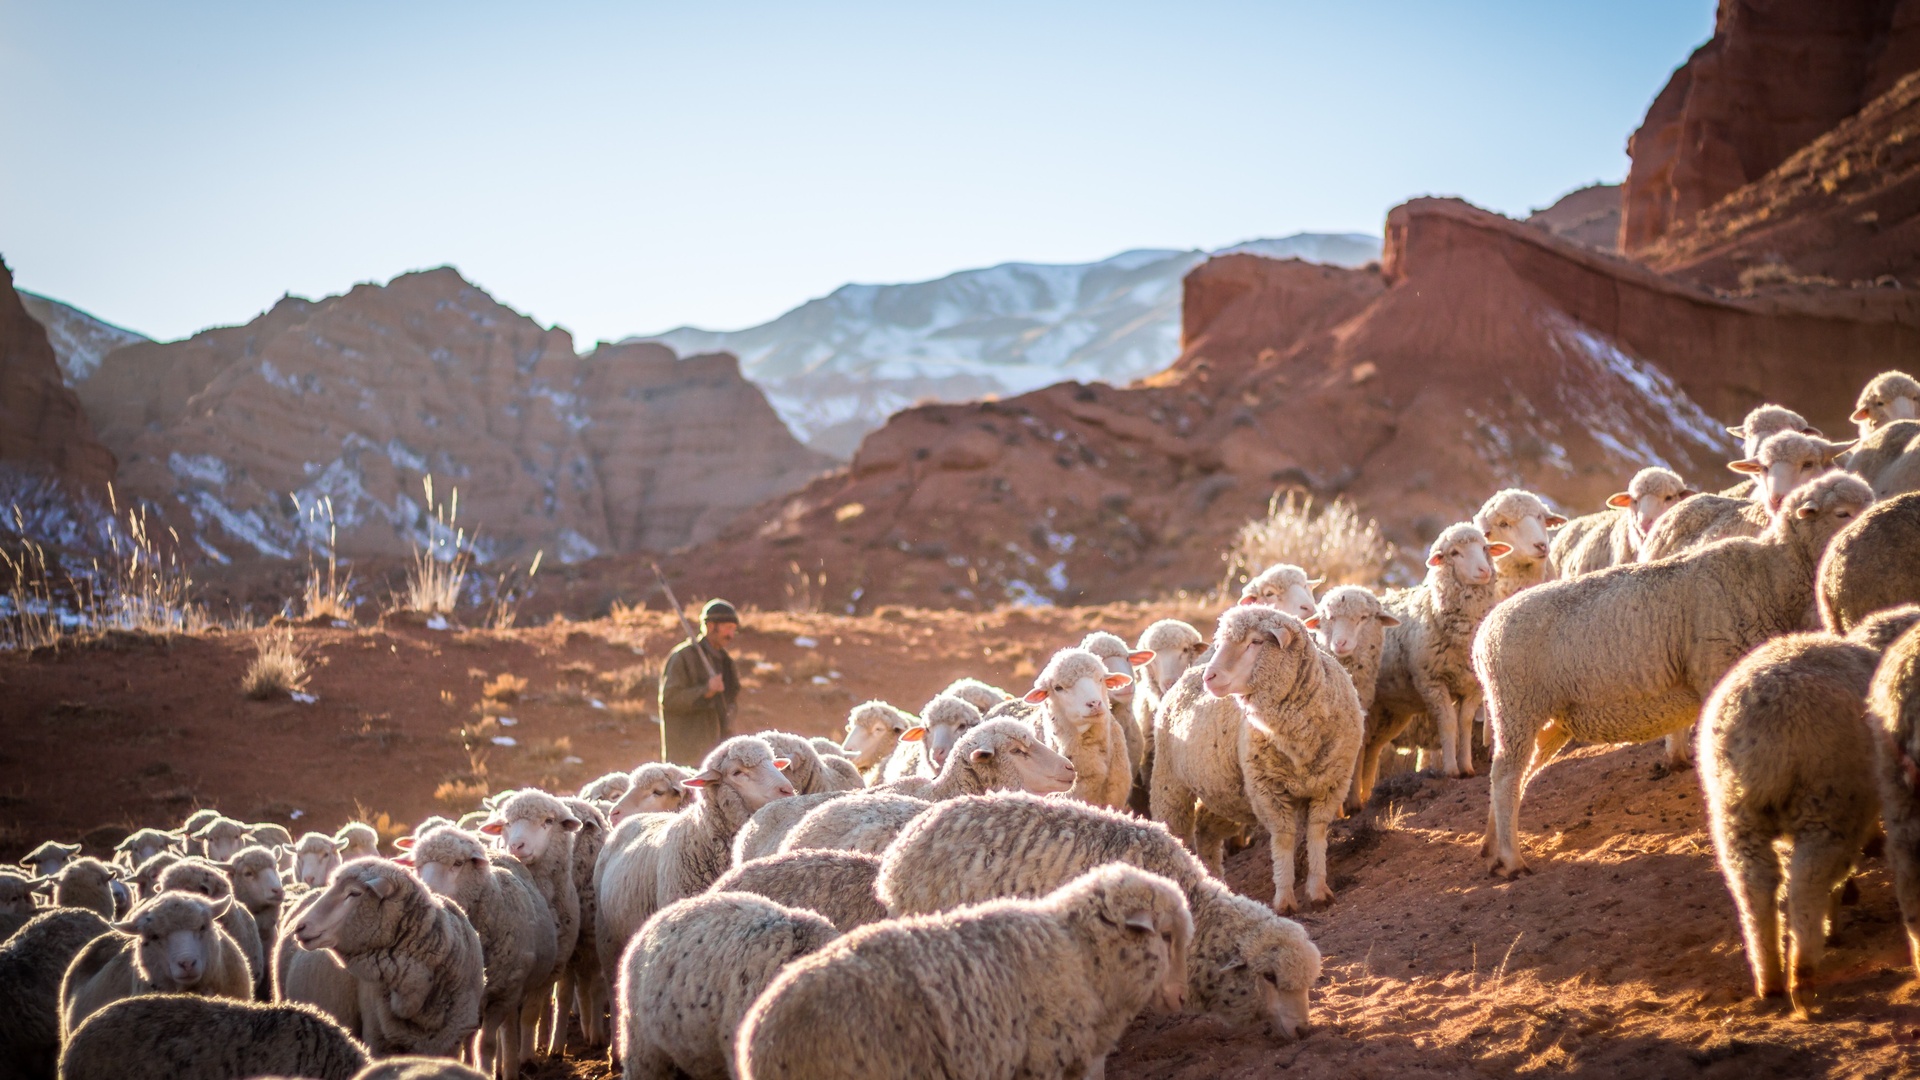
[7,370,1920,1079]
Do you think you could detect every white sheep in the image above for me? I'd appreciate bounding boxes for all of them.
[478,788,580,1056]
[113,829,178,871]
[290,857,485,1057]
[555,796,612,1051]
[334,823,381,863]
[1080,630,1158,778]
[274,887,362,1037]
[593,736,795,992]
[349,1058,490,1080]
[707,849,889,932]
[578,771,633,807]
[36,855,118,920]
[192,816,250,863]
[221,844,288,995]
[59,994,370,1080]
[1153,606,1363,913]
[1476,472,1875,878]
[618,891,840,1080]
[1021,646,1134,808]
[292,832,344,891]
[837,700,918,784]
[157,857,264,990]
[1698,632,1883,1014]
[780,718,1076,855]
[1638,431,1852,561]
[605,762,696,828]
[0,868,36,940]
[1852,370,1920,437]
[892,694,989,780]
[1549,467,1695,577]
[1131,618,1207,798]
[1820,492,1920,633]
[1728,403,1822,461]
[740,863,1191,1080]
[19,840,79,880]
[1306,585,1399,717]
[942,676,1013,713]
[1870,616,1920,975]
[878,793,1323,1041]
[1474,488,1567,601]
[1352,523,1509,803]
[0,908,113,1080]
[60,891,253,1037]
[129,851,180,903]
[1844,418,1920,499]
[729,791,849,865]
[755,730,854,796]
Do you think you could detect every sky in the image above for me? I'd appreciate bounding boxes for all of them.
[0,1,1714,346]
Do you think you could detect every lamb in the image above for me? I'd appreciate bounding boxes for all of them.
[58,995,369,1080]
[335,823,381,863]
[878,793,1322,1041]
[1476,472,1875,877]
[618,892,840,1080]
[290,857,485,1057]
[1306,585,1399,716]
[1081,631,1157,777]
[942,675,1013,713]
[34,856,117,921]
[293,832,344,891]
[192,816,250,863]
[578,771,633,806]
[895,693,989,778]
[1820,492,1920,633]
[837,700,918,784]
[221,844,288,996]
[19,841,79,879]
[1870,618,1920,974]
[0,908,111,1078]
[741,863,1191,1080]
[1698,631,1884,1014]
[401,825,558,1074]
[60,892,254,1037]
[1852,370,1920,437]
[113,829,178,871]
[1549,467,1695,577]
[1474,488,1567,601]
[158,858,264,989]
[1350,523,1509,805]
[1021,646,1134,808]
[606,762,695,827]
[1151,606,1363,912]
[707,849,889,932]
[1639,431,1851,561]
[779,718,1076,855]
[593,736,795,991]
[477,788,580,1055]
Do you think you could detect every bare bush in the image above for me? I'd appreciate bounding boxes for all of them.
[293,494,354,622]
[1225,490,1395,592]
[242,631,309,699]
[398,475,472,615]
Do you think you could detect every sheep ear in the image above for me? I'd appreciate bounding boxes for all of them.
[1426,552,1445,567]
[1485,542,1513,558]
[682,769,722,789]
[1544,514,1568,528]
[1259,627,1291,650]
[1796,503,1821,520]
[1376,613,1402,627]
[1802,425,1824,437]
[1728,458,1763,474]
[899,727,927,742]
[1123,909,1156,934]
[1822,439,1857,462]
[768,760,791,775]
[393,855,414,867]
[333,839,351,853]
[969,747,995,763]
[1235,595,1258,606]
[1103,672,1133,690]
[1127,649,1155,667]
[559,815,581,833]
[210,893,233,917]
[364,874,397,900]
[111,915,141,933]
[477,819,505,837]
[1022,687,1050,704]
[1851,406,1873,422]
[1306,577,1325,589]
[1725,424,1748,438]
[1302,615,1321,629]
[1606,493,1632,508]
[393,836,416,851]
[1681,489,1699,498]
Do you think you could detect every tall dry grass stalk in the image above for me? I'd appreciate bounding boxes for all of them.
[241,630,309,699]
[2,488,209,651]
[400,475,473,614]
[484,549,543,630]
[1225,491,1395,594]
[292,494,355,622]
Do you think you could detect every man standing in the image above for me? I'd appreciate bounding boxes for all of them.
[657,599,741,763]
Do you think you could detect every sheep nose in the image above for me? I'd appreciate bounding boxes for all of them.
[176,959,199,978]
[777,785,795,797]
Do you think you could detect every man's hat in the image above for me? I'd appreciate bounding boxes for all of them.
[701,599,740,625]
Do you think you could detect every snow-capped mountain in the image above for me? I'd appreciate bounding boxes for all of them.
[633,233,1382,457]
[18,291,149,384]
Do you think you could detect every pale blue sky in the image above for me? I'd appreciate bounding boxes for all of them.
[0,1,1713,346]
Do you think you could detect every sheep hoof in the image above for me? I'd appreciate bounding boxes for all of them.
[1488,857,1530,879]
[1272,891,1299,915]
[1307,884,1336,906]
[1790,986,1818,1019]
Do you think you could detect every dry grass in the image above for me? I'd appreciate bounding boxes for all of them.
[594,663,657,700]
[1225,491,1396,593]
[483,549,543,631]
[293,494,354,622]
[483,672,528,703]
[398,475,472,615]
[4,492,213,651]
[433,777,489,814]
[241,631,309,699]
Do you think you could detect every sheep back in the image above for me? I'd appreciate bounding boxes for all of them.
[708,850,888,932]
[59,994,369,1080]
[1819,492,1920,633]
[0,907,111,1080]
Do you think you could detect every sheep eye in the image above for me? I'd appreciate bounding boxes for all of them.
[1263,971,1279,985]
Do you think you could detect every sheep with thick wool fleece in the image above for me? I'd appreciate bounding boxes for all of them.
[0,907,112,1080]
[1550,466,1695,577]
[60,891,253,1038]
[1475,472,1875,878]
[333,824,380,864]
[37,855,117,921]
[1474,488,1567,602]
[942,676,1013,713]
[59,994,369,1080]
[1306,585,1399,718]
[837,700,918,785]
[555,796,612,1050]
[1819,492,1920,634]
[1853,370,1920,438]
[707,849,889,932]
[1081,630,1157,778]
[1239,563,1320,621]
[1022,646,1135,809]
[273,886,362,1038]
[1869,619,1920,977]
[478,788,580,1056]
[292,833,343,892]
[1722,403,1823,498]
[890,694,989,783]
[605,762,696,828]
[156,858,263,993]
[1638,430,1852,562]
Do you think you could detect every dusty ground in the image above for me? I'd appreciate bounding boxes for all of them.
[5,605,1919,1078]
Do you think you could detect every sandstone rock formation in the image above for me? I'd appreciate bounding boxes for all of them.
[17,291,148,385]
[1526,184,1620,252]
[1621,0,1920,252]
[0,257,116,495]
[77,268,830,563]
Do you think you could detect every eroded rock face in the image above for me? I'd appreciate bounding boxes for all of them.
[1621,0,1920,253]
[77,268,831,562]
[0,257,116,494]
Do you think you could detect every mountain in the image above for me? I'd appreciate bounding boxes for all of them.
[76,268,832,565]
[0,259,117,499]
[1525,184,1621,252]
[17,291,149,385]
[632,233,1382,458]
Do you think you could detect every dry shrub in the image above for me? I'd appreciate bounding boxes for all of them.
[1226,491,1395,593]
[293,494,354,622]
[433,778,489,814]
[525,736,575,765]
[398,475,471,615]
[1737,260,1840,291]
[350,803,409,849]
[483,673,528,703]
[242,631,308,700]
[594,663,657,699]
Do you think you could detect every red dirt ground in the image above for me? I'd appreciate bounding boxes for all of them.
[5,608,1919,1078]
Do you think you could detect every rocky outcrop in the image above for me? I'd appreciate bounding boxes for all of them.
[1526,184,1620,252]
[78,268,830,563]
[0,257,116,494]
[17,292,148,385]
[1621,0,1920,252]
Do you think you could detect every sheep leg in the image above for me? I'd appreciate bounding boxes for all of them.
[1481,712,1537,877]
[622,1034,678,1080]
[1193,811,1237,878]
[1888,800,1920,973]
[1302,796,1338,906]
[1454,689,1483,779]
[550,969,576,1054]
[1150,772,1202,861]
[1787,834,1854,1016]
[1716,818,1785,999]
[1520,720,1572,793]
[499,1009,521,1080]
[1664,724,1696,770]
[1260,796,1302,915]
[1421,687,1465,779]
[580,972,609,1046]
[518,988,547,1067]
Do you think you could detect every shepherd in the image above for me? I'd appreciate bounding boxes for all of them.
[658,597,742,763]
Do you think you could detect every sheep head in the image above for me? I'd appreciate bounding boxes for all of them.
[117,892,230,990]
[1727,403,1820,458]
[1852,370,1920,436]
[480,789,580,865]
[841,701,914,770]
[607,763,694,826]
[1426,523,1505,587]
[1305,586,1399,659]
[1730,431,1854,514]
[916,694,986,768]
[1023,647,1129,732]
[1474,489,1565,566]
[684,735,794,813]
[1606,466,1694,540]
[1238,564,1320,620]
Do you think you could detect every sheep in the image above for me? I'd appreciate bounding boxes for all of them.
[756,730,856,795]
[1820,492,1920,634]
[60,892,254,1037]
[1152,606,1363,912]
[158,858,264,989]
[38,857,118,921]
[555,796,612,1051]
[1852,370,1920,437]
[0,869,36,942]
[1842,417,1920,498]
[175,810,221,858]
[605,763,697,829]
[1476,472,1875,877]
[273,888,361,1036]
[247,823,295,851]
[594,736,795,995]
[707,850,888,932]
[942,675,1013,713]
[1349,523,1510,806]
[335,823,381,863]
[476,788,580,1055]
[348,1058,489,1080]
[400,825,558,1074]
[292,833,344,891]
[878,793,1322,1041]
[730,791,848,864]
[19,841,80,880]
[1639,431,1853,561]
[618,892,840,1080]
[838,700,917,784]
[1870,618,1920,975]
[192,816,250,863]
[290,857,485,1057]
[1549,467,1695,577]
[579,771,633,806]
[1727,403,1821,460]
[1021,646,1134,808]
[1081,631,1157,777]
[1239,562,1321,620]
[221,845,288,996]
[58,995,369,1080]
[130,852,180,902]
[893,693,989,780]
[1698,631,1884,1014]
[779,719,1077,855]
[741,863,1191,1080]
[1306,585,1399,717]
[1475,488,1567,601]
[113,829,178,871]
[0,908,111,1079]
[1849,605,1920,651]
[1133,618,1206,743]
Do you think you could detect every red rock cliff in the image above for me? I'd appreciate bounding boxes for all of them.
[0,256,116,494]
